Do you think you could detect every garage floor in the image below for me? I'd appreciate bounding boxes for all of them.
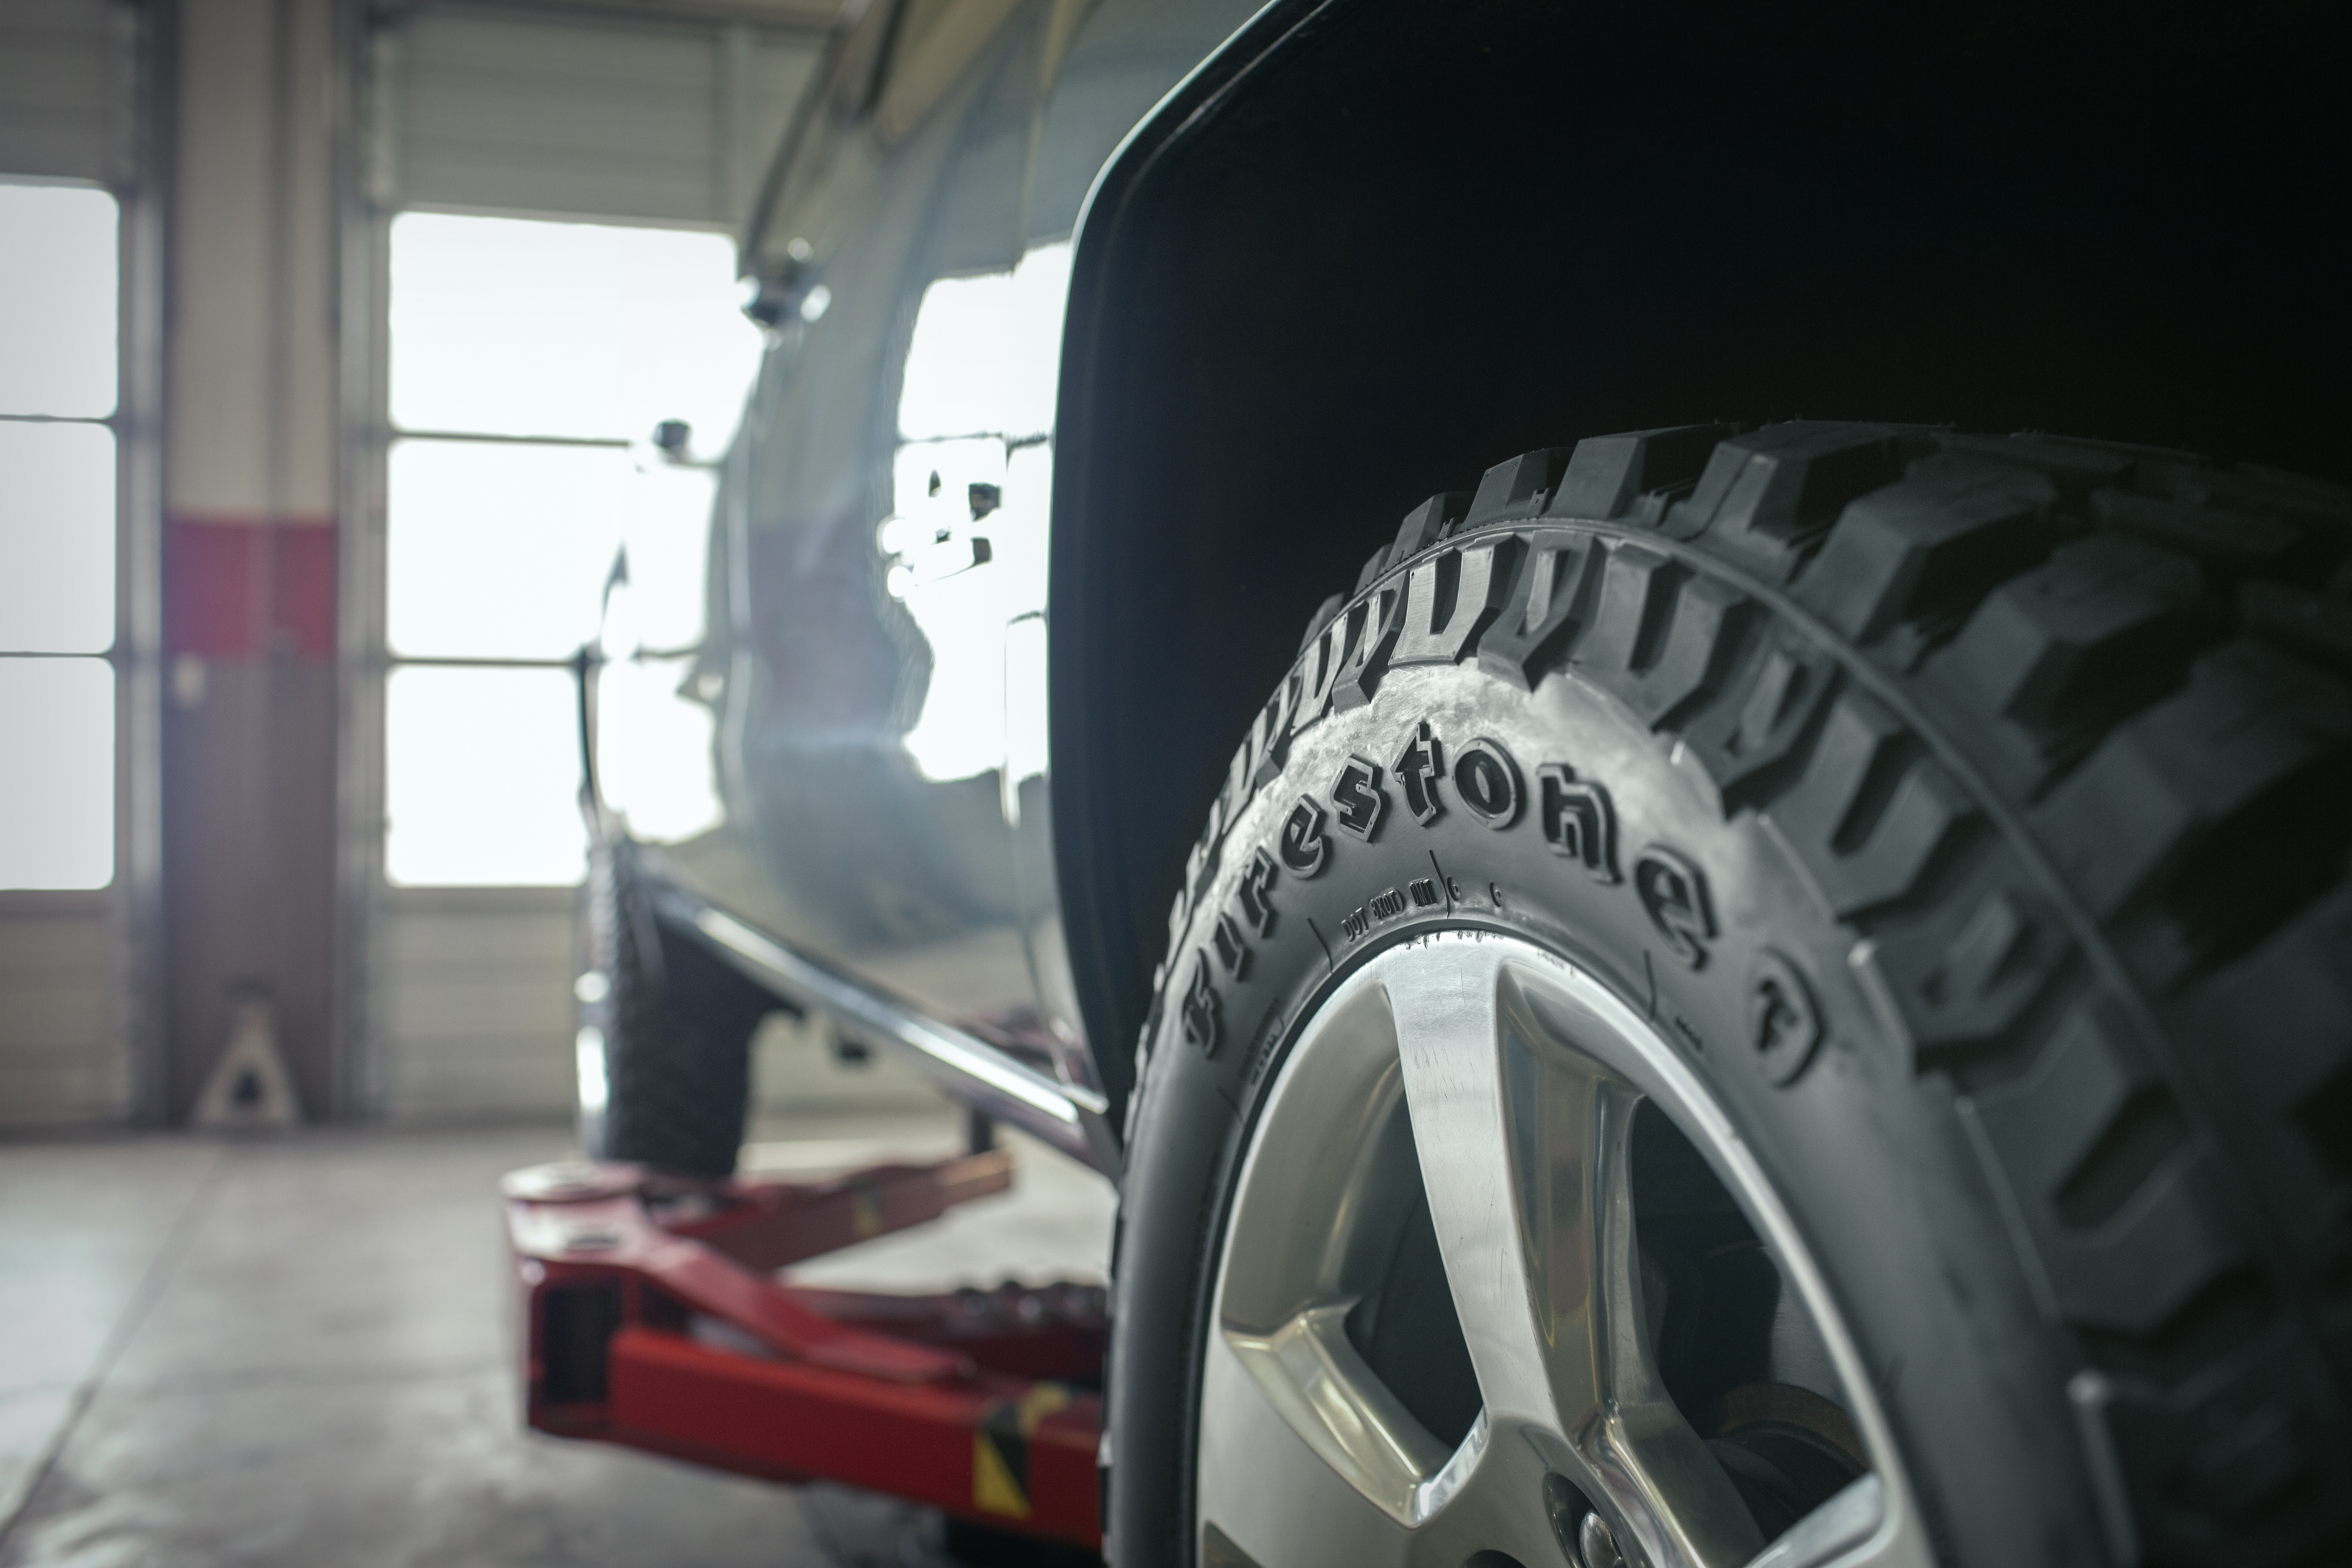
[0,1118,1117,1567]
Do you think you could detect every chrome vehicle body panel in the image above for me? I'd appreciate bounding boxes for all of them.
[593,0,1262,1104]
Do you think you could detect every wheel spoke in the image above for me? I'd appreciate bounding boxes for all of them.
[1221,1303,1455,1523]
[1386,942,1764,1568]
[1746,1476,1889,1568]
[1383,945,1578,1435]
[1198,1323,1417,1568]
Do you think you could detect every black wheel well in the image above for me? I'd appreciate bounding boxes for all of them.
[1049,0,2351,1120]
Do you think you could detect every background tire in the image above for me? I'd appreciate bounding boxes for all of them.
[1107,422,2352,1568]
[578,833,780,1177]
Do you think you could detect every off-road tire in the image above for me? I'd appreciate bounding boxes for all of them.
[579,834,778,1176]
[1107,422,2352,1568]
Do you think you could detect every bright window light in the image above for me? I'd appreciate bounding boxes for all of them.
[386,439,628,660]
[575,1026,608,1112]
[883,245,1069,781]
[595,655,722,843]
[0,658,114,889]
[897,242,1070,442]
[888,435,1054,784]
[384,212,747,886]
[385,665,586,887]
[387,439,717,662]
[607,466,715,656]
[0,420,117,653]
[388,212,761,445]
[0,183,118,419]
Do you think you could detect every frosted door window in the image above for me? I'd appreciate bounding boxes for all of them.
[387,441,713,660]
[384,666,586,886]
[388,213,759,445]
[0,180,118,891]
[0,185,118,419]
[595,655,720,843]
[0,421,117,654]
[387,441,627,661]
[0,660,114,890]
[383,212,748,885]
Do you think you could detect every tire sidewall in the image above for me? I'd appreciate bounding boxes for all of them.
[1109,641,2110,1568]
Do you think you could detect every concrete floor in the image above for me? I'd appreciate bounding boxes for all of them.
[0,1117,1117,1567]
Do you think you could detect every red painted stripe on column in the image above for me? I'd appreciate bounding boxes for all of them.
[165,516,336,661]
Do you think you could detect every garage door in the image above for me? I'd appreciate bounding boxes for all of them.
[0,0,145,1127]
[353,2,822,1120]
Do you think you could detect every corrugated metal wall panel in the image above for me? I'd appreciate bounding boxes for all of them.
[385,9,818,225]
[365,901,951,1123]
[0,0,125,183]
[370,899,575,1119]
[0,912,125,1125]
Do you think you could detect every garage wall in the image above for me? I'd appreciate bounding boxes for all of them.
[367,893,945,1122]
[0,906,125,1125]
[0,0,133,183]
[353,4,822,1123]
[378,7,819,225]
[367,891,575,1119]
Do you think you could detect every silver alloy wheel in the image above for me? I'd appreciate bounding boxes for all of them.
[1197,932,1935,1568]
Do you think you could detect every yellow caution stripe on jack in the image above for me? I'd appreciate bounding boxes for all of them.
[972,1383,1074,1519]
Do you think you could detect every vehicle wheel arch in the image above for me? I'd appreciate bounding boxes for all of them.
[1045,0,2351,1125]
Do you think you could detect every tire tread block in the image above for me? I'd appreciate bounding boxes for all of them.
[1331,580,1405,712]
[2029,641,2352,947]
[1298,590,1344,655]
[1391,538,1525,669]
[1764,690,1973,917]
[1392,491,1471,566]
[1572,544,1757,726]
[1464,448,1574,527]
[1938,535,2208,741]
[2177,885,2352,1257]
[1547,424,1732,522]
[2092,489,2306,570]
[1928,430,2136,501]
[2105,1336,2342,1552]
[1667,421,1908,579]
[1673,627,1842,811]
[1477,535,1603,691]
[2167,463,2352,539]
[1858,872,2071,1065]
[1797,461,2057,647]
[1972,1003,2244,1336]
[2241,580,2352,674]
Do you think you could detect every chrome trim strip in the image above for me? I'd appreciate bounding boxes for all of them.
[653,888,1119,1176]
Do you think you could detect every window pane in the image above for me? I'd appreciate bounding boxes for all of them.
[0,184,118,419]
[385,665,585,887]
[596,655,721,844]
[0,657,114,890]
[898,242,1069,442]
[388,438,715,661]
[386,440,629,659]
[0,421,116,653]
[388,212,760,444]
[606,464,715,655]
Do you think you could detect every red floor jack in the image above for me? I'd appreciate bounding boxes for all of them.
[503,1150,1105,1549]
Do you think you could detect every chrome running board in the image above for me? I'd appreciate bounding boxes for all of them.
[653,888,1120,1177]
